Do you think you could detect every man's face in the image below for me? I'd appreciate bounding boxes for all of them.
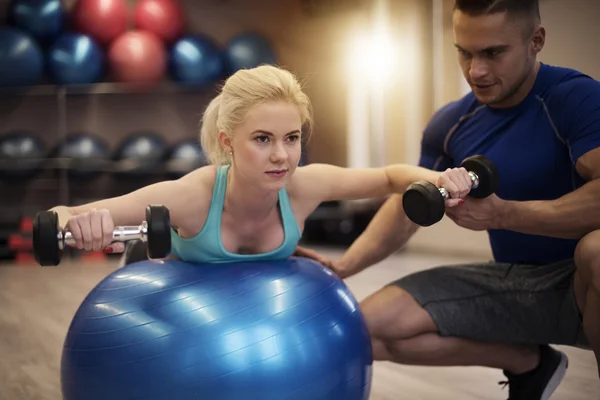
[453,10,543,107]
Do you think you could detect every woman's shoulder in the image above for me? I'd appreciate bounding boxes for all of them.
[167,165,220,228]
[287,164,322,195]
[172,165,220,200]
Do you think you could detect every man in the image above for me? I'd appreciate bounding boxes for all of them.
[297,0,600,399]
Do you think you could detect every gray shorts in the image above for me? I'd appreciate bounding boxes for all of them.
[391,259,590,349]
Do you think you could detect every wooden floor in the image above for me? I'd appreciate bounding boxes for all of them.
[0,248,598,400]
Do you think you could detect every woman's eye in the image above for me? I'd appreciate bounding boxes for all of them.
[255,135,270,143]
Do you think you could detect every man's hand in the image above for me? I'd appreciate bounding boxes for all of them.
[293,246,349,277]
[444,193,507,231]
[293,245,334,268]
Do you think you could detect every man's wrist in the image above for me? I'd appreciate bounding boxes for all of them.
[495,199,515,230]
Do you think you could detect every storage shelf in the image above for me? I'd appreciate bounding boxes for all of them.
[0,81,216,97]
[0,157,205,175]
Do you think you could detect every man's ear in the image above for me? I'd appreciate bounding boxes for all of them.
[532,25,545,53]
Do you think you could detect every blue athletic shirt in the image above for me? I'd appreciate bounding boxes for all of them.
[419,63,600,265]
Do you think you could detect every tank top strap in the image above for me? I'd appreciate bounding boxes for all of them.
[277,187,302,239]
[205,164,229,226]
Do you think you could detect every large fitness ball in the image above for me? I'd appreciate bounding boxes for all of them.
[133,0,184,44]
[7,0,66,45]
[224,33,277,74]
[55,133,111,179]
[108,30,166,85]
[71,0,129,46]
[47,33,104,85]
[169,35,225,87]
[0,27,43,87]
[165,138,207,178]
[0,131,47,179]
[60,258,373,400]
[113,132,167,176]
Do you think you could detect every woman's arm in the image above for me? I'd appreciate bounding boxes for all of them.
[291,163,441,204]
[51,166,215,230]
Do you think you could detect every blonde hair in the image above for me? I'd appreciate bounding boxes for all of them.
[199,65,313,165]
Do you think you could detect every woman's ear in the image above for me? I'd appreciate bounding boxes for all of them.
[218,131,232,153]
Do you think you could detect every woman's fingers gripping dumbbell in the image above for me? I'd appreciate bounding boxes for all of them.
[436,167,471,207]
[66,209,115,251]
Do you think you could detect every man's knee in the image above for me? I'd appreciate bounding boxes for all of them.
[575,229,600,291]
[359,285,437,340]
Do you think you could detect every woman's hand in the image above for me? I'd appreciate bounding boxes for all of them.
[65,209,125,253]
[436,167,472,207]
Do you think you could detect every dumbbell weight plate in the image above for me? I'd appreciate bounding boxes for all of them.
[145,205,171,259]
[33,210,61,266]
[402,181,446,227]
[461,155,499,199]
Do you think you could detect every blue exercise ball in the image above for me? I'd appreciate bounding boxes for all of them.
[166,138,207,178]
[8,0,65,45]
[47,33,104,85]
[224,32,277,74]
[169,35,225,87]
[114,132,168,176]
[60,258,373,400]
[0,27,43,87]
[0,131,47,179]
[56,133,111,179]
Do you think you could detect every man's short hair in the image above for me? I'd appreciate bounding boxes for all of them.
[454,0,541,25]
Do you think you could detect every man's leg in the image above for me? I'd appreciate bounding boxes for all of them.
[360,261,577,399]
[363,286,540,373]
[574,229,600,378]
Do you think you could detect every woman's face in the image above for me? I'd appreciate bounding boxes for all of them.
[225,101,303,192]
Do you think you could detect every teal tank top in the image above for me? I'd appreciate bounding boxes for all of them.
[169,165,302,264]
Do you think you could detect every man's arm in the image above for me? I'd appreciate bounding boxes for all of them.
[333,101,461,277]
[498,147,600,239]
[335,194,419,278]
[451,76,600,239]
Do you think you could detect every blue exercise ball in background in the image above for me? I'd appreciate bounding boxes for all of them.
[114,132,168,176]
[55,133,111,179]
[169,35,225,87]
[60,258,373,400]
[166,138,207,178]
[47,33,104,85]
[7,0,65,45]
[224,32,277,74]
[0,131,47,179]
[0,27,43,87]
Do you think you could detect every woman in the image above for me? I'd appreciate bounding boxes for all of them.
[51,65,471,263]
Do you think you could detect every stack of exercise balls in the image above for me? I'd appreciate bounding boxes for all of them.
[0,0,278,89]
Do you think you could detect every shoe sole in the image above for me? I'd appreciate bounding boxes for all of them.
[541,351,569,400]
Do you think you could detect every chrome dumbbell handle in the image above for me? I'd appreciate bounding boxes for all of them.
[58,222,149,250]
[439,171,479,200]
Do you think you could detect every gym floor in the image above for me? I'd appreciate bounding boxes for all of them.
[0,248,598,400]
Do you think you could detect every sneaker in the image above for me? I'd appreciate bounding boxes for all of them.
[499,345,569,400]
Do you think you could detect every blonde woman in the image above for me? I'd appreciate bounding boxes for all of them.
[49,65,470,262]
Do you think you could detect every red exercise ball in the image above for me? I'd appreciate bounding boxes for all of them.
[108,30,166,86]
[71,0,129,46]
[134,0,184,43]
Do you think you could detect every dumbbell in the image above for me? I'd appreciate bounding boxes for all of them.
[32,205,171,266]
[402,155,499,227]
